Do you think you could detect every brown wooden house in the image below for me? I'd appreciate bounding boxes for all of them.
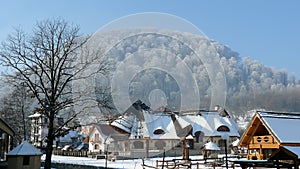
[239,111,300,160]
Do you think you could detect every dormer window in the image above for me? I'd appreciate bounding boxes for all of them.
[153,129,165,135]
[217,125,230,132]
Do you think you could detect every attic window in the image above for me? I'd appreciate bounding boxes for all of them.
[153,129,165,135]
[217,125,230,132]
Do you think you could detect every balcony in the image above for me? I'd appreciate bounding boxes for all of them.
[248,135,279,149]
[252,135,274,144]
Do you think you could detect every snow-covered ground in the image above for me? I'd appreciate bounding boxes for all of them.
[42,155,144,169]
[42,154,242,169]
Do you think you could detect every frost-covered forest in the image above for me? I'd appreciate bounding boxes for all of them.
[90,29,300,115]
[1,28,300,140]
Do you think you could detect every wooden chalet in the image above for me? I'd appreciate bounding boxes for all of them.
[239,111,300,161]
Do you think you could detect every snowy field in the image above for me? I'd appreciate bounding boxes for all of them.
[42,154,145,169]
[42,154,242,169]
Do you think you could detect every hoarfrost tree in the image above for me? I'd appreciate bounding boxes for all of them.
[0,83,31,145]
[0,19,108,169]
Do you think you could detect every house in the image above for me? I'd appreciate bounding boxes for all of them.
[28,112,64,148]
[110,101,240,158]
[0,117,15,161]
[81,123,126,155]
[239,111,300,160]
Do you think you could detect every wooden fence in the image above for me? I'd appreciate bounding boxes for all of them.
[53,149,88,157]
[142,156,239,169]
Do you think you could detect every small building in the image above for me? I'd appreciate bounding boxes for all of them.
[239,111,300,160]
[202,141,221,159]
[7,141,42,169]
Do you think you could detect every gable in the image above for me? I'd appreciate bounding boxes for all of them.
[239,113,280,147]
[91,128,101,137]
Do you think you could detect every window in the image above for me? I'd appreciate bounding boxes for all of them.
[95,133,100,142]
[94,144,99,150]
[44,117,48,124]
[133,141,144,149]
[218,139,226,147]
[34,119,39,125]
[155,141,166,150]
[217,125,230,132]
[153,129,165,135]
[125,142,129,151]
[23,156,30,165]
[194,131,204,143]
[34,136,39,143]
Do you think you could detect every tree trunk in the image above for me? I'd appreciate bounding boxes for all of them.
[44,111,55,169]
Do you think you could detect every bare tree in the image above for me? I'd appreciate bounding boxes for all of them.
[0,19,108,169]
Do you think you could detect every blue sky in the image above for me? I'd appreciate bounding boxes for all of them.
[1,0,299,77]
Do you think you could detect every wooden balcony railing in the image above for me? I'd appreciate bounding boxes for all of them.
[248,135,279,150]
[252,135,274,144]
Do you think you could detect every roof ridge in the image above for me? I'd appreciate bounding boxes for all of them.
[259,111,300,119]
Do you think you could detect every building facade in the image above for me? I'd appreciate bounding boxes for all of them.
[28,112,63,148]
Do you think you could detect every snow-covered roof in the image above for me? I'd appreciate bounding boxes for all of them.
[259,111,300,144]
[7,141,42,156]
[203,112,240,137]
[181,114,213,136]
[111,108,240,140]
[69,130,79,138]
[179,111,240,137]
[28,113,42,118]
[144,112,180,139]
[231,139,240,147]
[203,141,220,151]
[59,130,79,142]
[75,142,84,150]
[111,114,135,133]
